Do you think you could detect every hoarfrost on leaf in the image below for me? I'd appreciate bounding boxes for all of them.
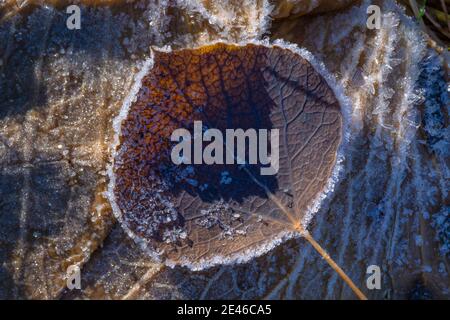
[108,41,350,269]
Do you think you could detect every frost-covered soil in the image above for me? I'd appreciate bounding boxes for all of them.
[0,0,448,299]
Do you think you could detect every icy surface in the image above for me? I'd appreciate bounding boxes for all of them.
[0,0,448,299]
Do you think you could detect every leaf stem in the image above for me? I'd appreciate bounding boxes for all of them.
[298,227,368,300]
[245,162,368,300]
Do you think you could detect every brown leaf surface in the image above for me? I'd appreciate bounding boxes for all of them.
[111,43,343,267]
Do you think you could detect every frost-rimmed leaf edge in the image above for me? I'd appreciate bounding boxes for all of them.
[105,39,354,271]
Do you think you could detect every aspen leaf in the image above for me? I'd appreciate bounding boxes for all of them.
[109,42,344,269]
